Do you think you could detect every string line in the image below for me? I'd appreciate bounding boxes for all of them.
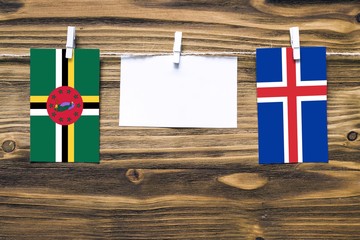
[0,51,359,58]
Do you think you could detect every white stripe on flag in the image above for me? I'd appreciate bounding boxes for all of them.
[82,109,99,116]
[297,80,327,87]
[298,95,327,101]
[257,97,287,103]
[56,49,62,88]
[296,58,301,86]
[281,47,287,87]
[283,99,289,164]
[55,123,62,163]
[256,81,287,88]
[30,109,48,116]
[296,97,303,163]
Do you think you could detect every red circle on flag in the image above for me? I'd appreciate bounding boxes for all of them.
[46,86,83,125]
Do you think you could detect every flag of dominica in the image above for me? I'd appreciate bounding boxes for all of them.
[30,49,100,163]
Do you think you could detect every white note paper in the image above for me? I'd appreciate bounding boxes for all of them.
[119,55,237,128]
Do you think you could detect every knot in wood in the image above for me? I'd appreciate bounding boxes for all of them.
[347,131,358,141]
[356,13,360,23]
[256,237,265,240]
[2,140,16,153]
[125,169,144,184]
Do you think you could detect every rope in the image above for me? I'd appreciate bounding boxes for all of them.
[0,51,359,58]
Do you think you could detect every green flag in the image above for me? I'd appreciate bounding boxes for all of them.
[30,49,100,163]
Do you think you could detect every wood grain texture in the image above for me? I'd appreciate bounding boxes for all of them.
[0,0,360,239]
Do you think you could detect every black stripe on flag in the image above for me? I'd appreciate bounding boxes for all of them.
[83,103,100,109]
[30,103,47,109]
[62,125,68,162]
[62,49,68,86]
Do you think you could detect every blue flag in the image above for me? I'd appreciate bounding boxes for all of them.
[256,47,328,164]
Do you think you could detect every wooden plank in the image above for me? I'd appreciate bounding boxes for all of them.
[0,0,359,54]
[0,164,360,239]
[0,0,359,239]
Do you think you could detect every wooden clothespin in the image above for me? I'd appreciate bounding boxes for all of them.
[290,27,300,60]
[66,26,76,59]
[173,31,182,64]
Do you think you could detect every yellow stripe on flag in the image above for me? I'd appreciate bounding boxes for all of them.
[82,96,99,102]
[68,123,74,163]
[68,50,75,88]
[30,96,48,102]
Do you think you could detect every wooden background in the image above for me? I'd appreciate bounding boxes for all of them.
[1,0,360,239]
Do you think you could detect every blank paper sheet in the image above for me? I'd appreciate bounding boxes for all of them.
[119,55,237,128]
